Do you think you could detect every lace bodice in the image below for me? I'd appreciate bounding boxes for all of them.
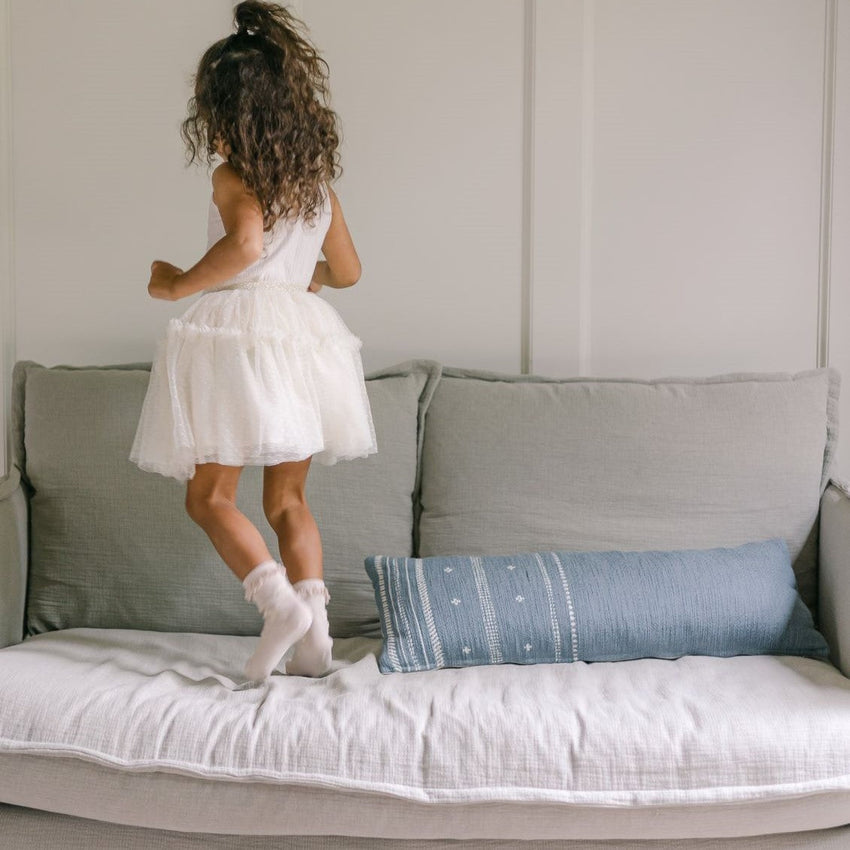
[203,176,332,293]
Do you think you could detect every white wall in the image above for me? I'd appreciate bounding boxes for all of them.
[834,0,850,482]
[1,0,848,481]
[0,0,12,483]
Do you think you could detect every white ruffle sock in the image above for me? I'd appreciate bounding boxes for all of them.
[242,559,313,682]
[285,577,334,677]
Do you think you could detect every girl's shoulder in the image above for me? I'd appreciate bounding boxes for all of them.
[211,159,248,205]
[211,154,235,179]
[210,153,235,184]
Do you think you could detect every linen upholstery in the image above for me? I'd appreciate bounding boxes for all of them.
[364,540,831,673]
[819,477,850,677]
[10,357,441,639]
[0,468,27,649]
[417,366,840,626]
[0,628,848,840]
[1,357,848,846]
[3,806,850,850]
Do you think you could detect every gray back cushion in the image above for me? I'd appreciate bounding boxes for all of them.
[417,366,840,627]
[12,358,441,639]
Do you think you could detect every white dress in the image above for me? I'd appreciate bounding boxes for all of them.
[128,176,378,483]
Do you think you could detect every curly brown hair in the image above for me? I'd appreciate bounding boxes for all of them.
[180,1,342,231]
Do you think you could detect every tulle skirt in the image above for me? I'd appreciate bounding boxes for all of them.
[128,282,379,482]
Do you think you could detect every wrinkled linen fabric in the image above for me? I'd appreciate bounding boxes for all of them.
[0,628,848,839]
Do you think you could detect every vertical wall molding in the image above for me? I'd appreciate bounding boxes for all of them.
[578,0,594,377]
[0,0,15,482]
[521,0,536,374]
[818,0,838,368]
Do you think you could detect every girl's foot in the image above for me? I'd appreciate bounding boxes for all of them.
[242,559,313,681]
[285,576,334,677]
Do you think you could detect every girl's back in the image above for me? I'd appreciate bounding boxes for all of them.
[203,158,333,294]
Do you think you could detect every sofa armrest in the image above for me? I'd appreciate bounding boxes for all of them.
[0,466,28,648]
[819,476,850,678]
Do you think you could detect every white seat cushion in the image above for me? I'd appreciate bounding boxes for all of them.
[0,628,849,841]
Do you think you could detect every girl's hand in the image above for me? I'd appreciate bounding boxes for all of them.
[307,278,324,294]
[148,260,184,300]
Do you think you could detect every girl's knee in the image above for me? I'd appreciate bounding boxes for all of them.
[263,497,309,530]
[185,491,233,524]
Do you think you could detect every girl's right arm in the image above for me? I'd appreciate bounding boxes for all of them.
[168,163,265,301]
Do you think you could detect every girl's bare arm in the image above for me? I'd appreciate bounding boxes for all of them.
[312,185,361,289]
[152,163,264,301]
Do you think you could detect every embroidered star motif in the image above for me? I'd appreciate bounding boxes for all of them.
[444,566,453,573]
[525,643,532,652]
[451,598,461,605]
[515,595,524,602]
[462,646,472,654]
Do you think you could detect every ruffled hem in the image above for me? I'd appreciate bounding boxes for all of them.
[166,317,363,353]
[291,578,331,605]
[128,285,379,483]
[242,560,281,604]
[129,440,379,483]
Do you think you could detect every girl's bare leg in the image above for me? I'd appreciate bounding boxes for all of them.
[262,456,323,583]
[185,462,315,680]
[185,462,272,581]
[263,455,332,676]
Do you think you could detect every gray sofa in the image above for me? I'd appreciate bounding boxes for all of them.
[1,356,850,849]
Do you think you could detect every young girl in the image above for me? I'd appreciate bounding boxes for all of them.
[128,0,378,683]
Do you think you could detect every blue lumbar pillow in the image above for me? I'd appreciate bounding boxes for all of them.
[363,539,831,674]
